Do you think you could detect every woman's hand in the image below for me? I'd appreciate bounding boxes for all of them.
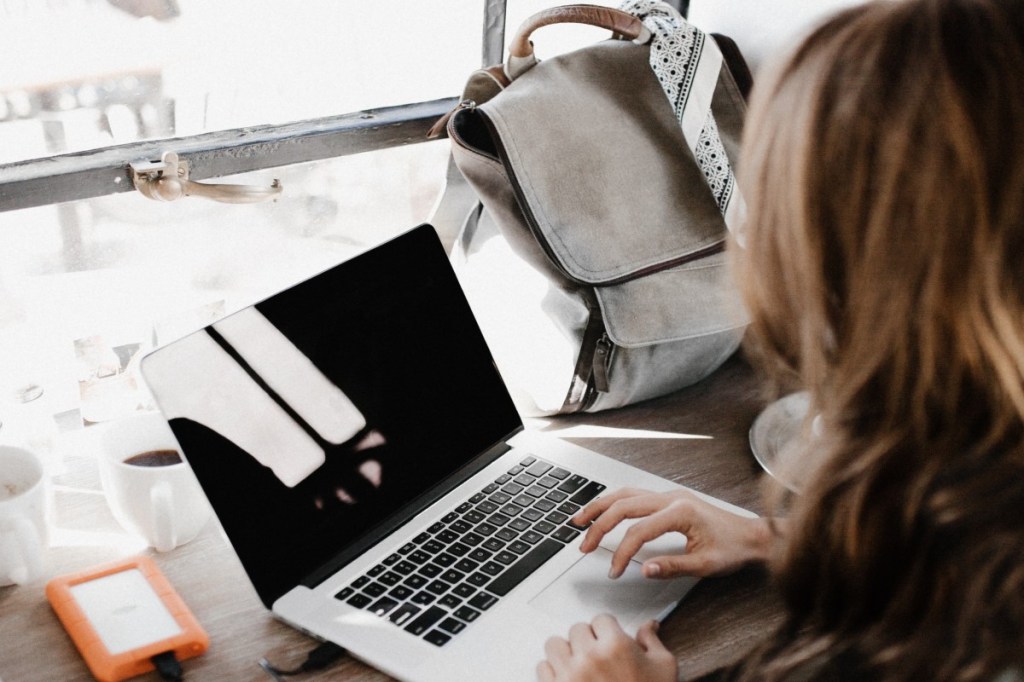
[536,616,676,682]
[573,487,773,580]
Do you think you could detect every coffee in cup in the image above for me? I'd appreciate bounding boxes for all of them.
[98,413,210,552]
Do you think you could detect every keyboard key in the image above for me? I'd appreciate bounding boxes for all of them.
[464,511,486,525]
[368,596,400,617]
[379,571,401,586]
[404,574,428,589]
[411,591,436,605]
[409,550,431,564]
[413,532,432,544]
[482,483,499,494]
[394,560,416,575]
[495,528,518,542]
[448,542,470,557]
[433,553,456,568]
[368,565,385,577]
[508,465,525,476]
[482,538,505,552]
[534,521,557,535]
[494,551,518,565]
[508,518,531,532]
[521,531,544,545]
[455,502,472,514]
[454,606,481,623]
[519,455,537,466]
[424,630,452,647]
[352,575,369,588]
[426,579,452,595]
[534,499,556,513]
[551,526,580,543]
[480,561,504,576]
[419,564,442,578]
[508,540,531,555]
[469,492,486,504]
[502,482,524,495]
[454,558,480,573]
[549,467,570,480]
[335,587,354,600]
[453,583,476,598]
[545,490,569,503]
[475,523,498,536]
[525,461,552,477]
[423,540,445,554]
[436,530,459,544]
[449,520,473,534]
[468,548,492,563]
[439,594,462,610]
[486,513,511,527]
[486,539,563,596]
[347,593,372,609]
[476,500,499,514]
[428,522,445,534]
[514,474,535,487]
[439,617,466,635]
[557,501,581,515]
[496,473,512,484]
[499,503,524,517]
[467,572,491,587]
[389,585,415,600]
[490,491,512,505]
[536,476,559,489]
[383,553,401,566]
[569,481,607,506]
[364,582,387,597]
[404,606,446,636]
[545,511,569,525]
[469,592,498,611]
[557,475,587,494]
[522,509,544,522]
[525,485,548,498]
[441,569,466,584]
[398,542,417,555]
[441,512,459,524]
[389,603,421,626]
[513,494,535,508]
[462,532,485,547]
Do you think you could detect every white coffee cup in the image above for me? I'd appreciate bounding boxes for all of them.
[0,445,47,586]
[98,412,211,552]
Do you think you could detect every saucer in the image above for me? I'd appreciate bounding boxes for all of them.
[748,391,811,493]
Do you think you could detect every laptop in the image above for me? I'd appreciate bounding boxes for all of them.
[140,224,754,681]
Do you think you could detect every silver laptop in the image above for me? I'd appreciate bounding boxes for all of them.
[140,224,753,681]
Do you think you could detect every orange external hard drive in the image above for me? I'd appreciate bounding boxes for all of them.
[46,555,209,682]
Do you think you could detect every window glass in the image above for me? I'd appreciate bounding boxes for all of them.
[0,0,482,163]
[0,141,450,426]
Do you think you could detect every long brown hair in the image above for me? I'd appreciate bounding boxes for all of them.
[732,0,1024,678]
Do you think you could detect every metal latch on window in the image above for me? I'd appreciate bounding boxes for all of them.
[130,151,282,203]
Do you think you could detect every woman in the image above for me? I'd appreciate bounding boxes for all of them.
[538,0,1024,679]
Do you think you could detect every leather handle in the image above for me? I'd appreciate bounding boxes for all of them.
[508,4,647,59]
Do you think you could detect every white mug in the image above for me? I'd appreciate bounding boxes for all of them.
[98,413,211,552]
[0,445,47,586]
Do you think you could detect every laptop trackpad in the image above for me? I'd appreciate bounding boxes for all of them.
[527,548,695,631]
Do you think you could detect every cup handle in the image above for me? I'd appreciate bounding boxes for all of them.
[6,518,43,585]
[150,481,177,552]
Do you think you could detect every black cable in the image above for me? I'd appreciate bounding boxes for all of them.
[259,641,347,679]
[152,651,184,681]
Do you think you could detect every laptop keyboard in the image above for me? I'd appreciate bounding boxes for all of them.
[333,455,605,647]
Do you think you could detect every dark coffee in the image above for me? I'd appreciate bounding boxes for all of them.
[124,449,182,467]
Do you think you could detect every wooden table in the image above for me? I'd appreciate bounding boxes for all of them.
[0,354,783,681]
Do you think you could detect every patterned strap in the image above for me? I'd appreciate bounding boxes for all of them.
[619,0,746,236]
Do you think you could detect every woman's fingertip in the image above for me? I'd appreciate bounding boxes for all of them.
[644,562,661,577]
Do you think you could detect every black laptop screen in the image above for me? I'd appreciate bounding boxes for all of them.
[141,225,522,606]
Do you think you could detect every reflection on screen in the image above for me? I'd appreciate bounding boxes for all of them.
[144,226,522,606]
